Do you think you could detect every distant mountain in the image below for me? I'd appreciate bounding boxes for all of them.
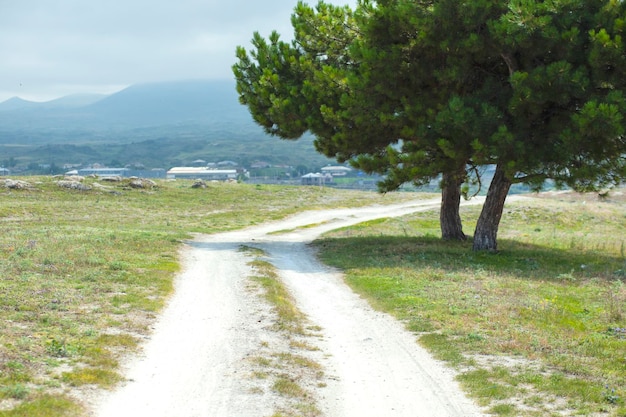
[0,79,254,133]
[0,97,39,111]
[41,93,107,109]
[84,80,247,127]
[0,93,106,112]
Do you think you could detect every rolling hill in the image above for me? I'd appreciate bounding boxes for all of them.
[0,80,253,133]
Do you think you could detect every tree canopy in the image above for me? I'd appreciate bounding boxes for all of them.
[234,0,626,251]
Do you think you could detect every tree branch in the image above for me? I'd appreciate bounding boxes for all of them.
[500,52,518,76]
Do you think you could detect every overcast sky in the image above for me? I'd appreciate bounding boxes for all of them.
[0,0,356,102]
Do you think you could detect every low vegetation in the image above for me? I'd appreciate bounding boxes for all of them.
[315,190,626,416]
[242,248,324,417]
[0,176,415,416]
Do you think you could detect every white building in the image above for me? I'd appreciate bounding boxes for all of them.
[77,168,130,177]
[321,166,352,176]
[166,167,239,181]
[301,172,333,186]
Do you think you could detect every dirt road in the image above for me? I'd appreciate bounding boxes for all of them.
[94,198,486,417]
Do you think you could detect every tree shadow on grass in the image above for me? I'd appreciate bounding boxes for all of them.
[313,235,625,282]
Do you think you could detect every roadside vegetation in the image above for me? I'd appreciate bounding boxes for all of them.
[0,176,417,416]
[315,189,626,416]
[242,247,325,417]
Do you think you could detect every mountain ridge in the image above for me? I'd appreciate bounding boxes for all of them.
[0,96,39,111]
[43,93,108,109]
[0,79,252,131]
[0,93,107,111]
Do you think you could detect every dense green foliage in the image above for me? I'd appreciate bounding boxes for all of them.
[351,0,626,190]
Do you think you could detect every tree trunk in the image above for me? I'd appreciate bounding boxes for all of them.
[472,164,512,251]
[440,171,466,241]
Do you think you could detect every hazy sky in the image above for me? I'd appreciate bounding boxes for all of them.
[0,0,355,102]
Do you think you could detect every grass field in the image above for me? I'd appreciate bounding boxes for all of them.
[1,176,624,416]
[0,176,419,416]
[315,190,626,416]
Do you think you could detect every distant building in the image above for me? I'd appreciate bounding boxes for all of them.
[301,172,333,186]
[77,168,130,177]
[0,167,10,176]
[166,167,239,181]
[217,160,238,167]
[250,161,271,169]
[63,163,82,170]
[321,165,352,176]
[126,162,146,170]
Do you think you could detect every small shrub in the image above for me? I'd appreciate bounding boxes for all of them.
[603,386,621,405]
[45,339,81,358]
[1,384,29,400]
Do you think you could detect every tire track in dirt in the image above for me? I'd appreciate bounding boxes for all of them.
[93,199,487,417]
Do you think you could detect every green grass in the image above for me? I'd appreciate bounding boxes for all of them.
[61,368,121,388]
[272,376,308,398]
[0,396,82,417]
[315,190,626,416]
[0,176,417,415]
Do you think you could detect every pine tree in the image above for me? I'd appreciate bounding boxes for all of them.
[234,0,626,251]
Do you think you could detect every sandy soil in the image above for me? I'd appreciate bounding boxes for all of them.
[92,198,487,417]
